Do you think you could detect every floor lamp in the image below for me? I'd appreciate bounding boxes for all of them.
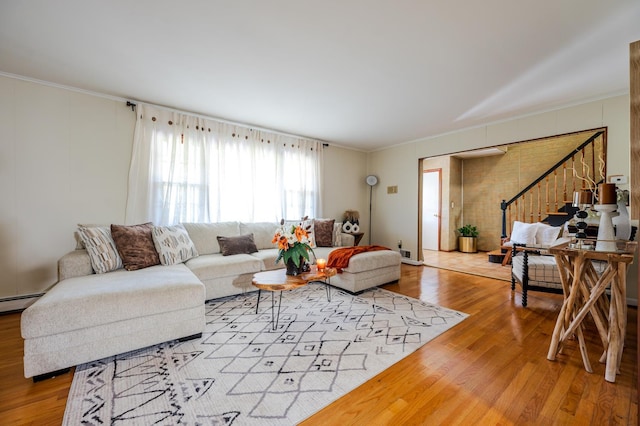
[366,175,378,244]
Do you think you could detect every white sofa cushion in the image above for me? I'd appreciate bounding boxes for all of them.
[185,253,262,281]
[342,250,402,273]
[21,264,203,339]
[239,222,279,250]
[182,222,239,255]
[250,248,282,270]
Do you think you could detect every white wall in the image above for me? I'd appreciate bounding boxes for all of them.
[369,143,419,253]
[367,94,638,302]
[3,75,633,305]
[0,76,135,309]
[0,75,367,310]
[321,145,369,233]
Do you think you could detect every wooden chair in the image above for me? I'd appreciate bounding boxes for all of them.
[510,244,564,307]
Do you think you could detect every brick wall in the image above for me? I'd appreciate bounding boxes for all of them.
[460,130,605,251]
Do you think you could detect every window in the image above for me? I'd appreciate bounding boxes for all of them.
[126,104,322,225]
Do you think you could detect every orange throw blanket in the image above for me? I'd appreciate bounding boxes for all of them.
[327,245,391,271]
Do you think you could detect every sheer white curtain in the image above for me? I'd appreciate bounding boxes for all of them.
[125,104,322,225]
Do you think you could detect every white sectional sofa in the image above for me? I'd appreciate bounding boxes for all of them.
[21,221,401,380]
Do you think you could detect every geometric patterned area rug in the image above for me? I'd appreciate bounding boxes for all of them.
[63,284,468,425]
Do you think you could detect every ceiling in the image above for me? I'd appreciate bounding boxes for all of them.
[1,1,639,152]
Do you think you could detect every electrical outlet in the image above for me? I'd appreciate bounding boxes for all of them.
[387,185,398,194]
[609,175,627,184]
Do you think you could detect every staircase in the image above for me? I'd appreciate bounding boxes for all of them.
[500,130,607,238]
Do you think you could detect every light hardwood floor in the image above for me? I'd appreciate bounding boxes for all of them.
[0,265,637,425]
[422,249,513,282]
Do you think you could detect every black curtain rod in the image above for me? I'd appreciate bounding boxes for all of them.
[126,101,136,111]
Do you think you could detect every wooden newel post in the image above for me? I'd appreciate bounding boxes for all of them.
[501,199,507,239]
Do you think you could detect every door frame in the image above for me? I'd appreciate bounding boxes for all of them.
[418,163,442,259]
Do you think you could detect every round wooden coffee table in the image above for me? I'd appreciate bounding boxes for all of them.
[252,267,336,330]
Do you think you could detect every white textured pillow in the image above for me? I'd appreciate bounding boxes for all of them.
[152,224,199,265]
[535,224,562,246]
[77,225,123,274]
[510,221,538,245]
[74,223,107,249]
[333,222,343,247]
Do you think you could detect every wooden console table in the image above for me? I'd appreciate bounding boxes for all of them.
[547,241,637,382]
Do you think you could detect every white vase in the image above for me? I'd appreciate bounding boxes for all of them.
[594,204,618,252]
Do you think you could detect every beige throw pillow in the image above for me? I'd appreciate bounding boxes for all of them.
[77,225,123,274]
[152,224,199,265]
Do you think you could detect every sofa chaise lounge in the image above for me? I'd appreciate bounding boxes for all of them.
[21,220,402,380]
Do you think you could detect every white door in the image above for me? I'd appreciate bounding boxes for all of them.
[422,170,441,251]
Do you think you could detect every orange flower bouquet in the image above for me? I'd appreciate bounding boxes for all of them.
[273,219,314,275]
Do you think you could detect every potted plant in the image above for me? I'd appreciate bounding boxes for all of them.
[272,219,314,275]
[457,224,478,253]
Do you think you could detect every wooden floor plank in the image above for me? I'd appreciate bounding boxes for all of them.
[0,263,636,425]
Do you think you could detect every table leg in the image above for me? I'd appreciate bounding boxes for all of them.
[325,278,331,302]
[548,296,570,360]
[310,279,332,302]
[255,289,261,314]
[576,325,593,373]
[616,262,628,373]
[266,291,285,331]
[548,254,578,360]
[605,263,627,382]
[606,279,620,382]
[275,291,283,330]
[560,266,615,343]
[270,291,275,330]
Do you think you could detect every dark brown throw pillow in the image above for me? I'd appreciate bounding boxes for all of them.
[111,223,161,271]
[217,234,259,256]
[314,219,335,247]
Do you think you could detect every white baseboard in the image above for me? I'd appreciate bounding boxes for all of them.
[401,258,423,266]
[0,294,42,313]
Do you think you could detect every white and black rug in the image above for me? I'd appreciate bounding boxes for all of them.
[63,285,468,425]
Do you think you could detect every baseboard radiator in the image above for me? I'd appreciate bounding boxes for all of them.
[0,294,43,314]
